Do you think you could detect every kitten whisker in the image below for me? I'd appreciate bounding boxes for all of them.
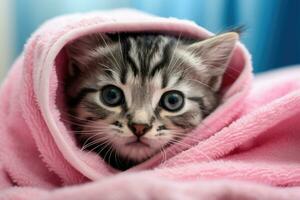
[98,33,122,71]
[172,133,208,145]
[107,145,116,167]
[95,141,112,155]
[166,32,182,72]
[103,145,114,164]
[185,78,213,89]
[80,131,110,149]
[86,138,111,154]
[81,136,109,151]
[91,33,119,69]
[160,144,182,164]
[159,146,168,166]
[117,32,127,68]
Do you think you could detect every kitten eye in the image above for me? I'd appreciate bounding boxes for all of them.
[160,90,184,112]
[100,85,124,106]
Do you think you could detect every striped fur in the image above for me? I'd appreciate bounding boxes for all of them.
[65,32,238,170]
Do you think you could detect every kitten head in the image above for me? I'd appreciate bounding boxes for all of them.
[65,32,238,168]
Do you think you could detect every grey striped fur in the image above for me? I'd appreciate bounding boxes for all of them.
[65,32,238,170]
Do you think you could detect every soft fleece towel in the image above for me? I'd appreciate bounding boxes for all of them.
[1,9,300,199]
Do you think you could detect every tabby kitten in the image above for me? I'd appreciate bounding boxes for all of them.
[65,32,238,170]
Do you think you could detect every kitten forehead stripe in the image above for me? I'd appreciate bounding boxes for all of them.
[150,42,172,77]
[124,39,138,76]
[125,35,174,81]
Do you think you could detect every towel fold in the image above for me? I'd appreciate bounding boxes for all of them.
[1,9,300,199]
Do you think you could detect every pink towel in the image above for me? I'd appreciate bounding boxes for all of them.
[1,9,300,199]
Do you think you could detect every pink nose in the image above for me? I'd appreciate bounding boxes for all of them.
[128,123,151,137]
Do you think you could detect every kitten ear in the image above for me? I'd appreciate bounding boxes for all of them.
[187,32,239,91]
[66,33,111,76]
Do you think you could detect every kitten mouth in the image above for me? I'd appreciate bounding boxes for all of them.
[126,139,150,148]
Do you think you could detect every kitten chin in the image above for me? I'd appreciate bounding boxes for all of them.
[65,32,238,170]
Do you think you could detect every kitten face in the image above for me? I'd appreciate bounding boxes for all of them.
[65,32,238,169]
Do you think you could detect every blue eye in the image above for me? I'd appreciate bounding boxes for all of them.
[101,85,124,106]
[160,90,184,112]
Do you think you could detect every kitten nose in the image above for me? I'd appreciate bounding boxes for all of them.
[128,123,152,137]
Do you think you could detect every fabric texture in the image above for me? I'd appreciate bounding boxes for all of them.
[1,9,300,199]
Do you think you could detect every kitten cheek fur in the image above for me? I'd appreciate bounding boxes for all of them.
[65,32,238,169]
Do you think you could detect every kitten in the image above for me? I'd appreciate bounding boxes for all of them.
[65,32,238,170]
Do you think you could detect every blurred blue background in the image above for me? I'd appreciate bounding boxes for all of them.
[1,0,300,79]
